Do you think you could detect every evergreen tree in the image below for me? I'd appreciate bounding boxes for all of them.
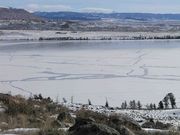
[153,104,156,110]
[129,100,136,109]
[71,96,74,104]
[150,103,153,110]
[105,98,109,108]
[158,101,164,109]
[163,96,169,109]
[88,99,92,105]
[121,102,125,109]
[137,101,142,110]
[121,101,127,109]
[62,97,67,103]
[168,93,176,109]
[124,101,127,109]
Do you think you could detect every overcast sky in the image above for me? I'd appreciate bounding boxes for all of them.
[0,0,180,13]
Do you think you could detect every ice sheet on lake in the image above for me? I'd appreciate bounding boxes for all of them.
[0,40,180,107]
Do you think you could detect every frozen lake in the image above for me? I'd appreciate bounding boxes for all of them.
[0,40,180,107]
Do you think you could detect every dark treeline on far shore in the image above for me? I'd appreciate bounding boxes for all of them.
[39,35,180,41]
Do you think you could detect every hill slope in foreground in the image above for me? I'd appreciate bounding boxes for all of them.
[0,93,180,135]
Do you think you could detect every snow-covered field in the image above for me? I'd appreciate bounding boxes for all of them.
[118,109,180,126]
[0,40,180,107]
[65,103,180,127]
[1,30,180,40]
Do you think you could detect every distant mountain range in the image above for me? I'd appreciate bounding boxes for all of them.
[1,8,180,31]
[0,7,42,21]
[34,12,180,21]
[1,7,180,22]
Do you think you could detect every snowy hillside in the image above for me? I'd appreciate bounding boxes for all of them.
[65,103,180,127]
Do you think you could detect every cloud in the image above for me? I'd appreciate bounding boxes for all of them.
[80,7,113,13]
[27,4,72,12]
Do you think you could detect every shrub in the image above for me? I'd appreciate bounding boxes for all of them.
[6,101,31,115]
[76,109,108,124]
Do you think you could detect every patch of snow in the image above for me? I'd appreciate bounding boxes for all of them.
[1,128,39,135]
[143,128,169,133]
[117,109,180,126]
[0,134,17,135]
[6,128,39,132]
[0,107,5,113]
[59,128,69,131]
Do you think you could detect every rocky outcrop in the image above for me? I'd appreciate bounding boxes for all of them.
[142,120,172,130]
[142,121,156,129]
[57,111,74,123]
[115,126,135,135]
[69,118,120,135]
[109,114,141,131]
[155,121,172,130]
[69,116,142,135]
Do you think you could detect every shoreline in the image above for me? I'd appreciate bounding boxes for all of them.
[1,30,180,41]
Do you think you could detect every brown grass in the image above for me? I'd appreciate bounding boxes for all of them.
[0,93,71,131]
